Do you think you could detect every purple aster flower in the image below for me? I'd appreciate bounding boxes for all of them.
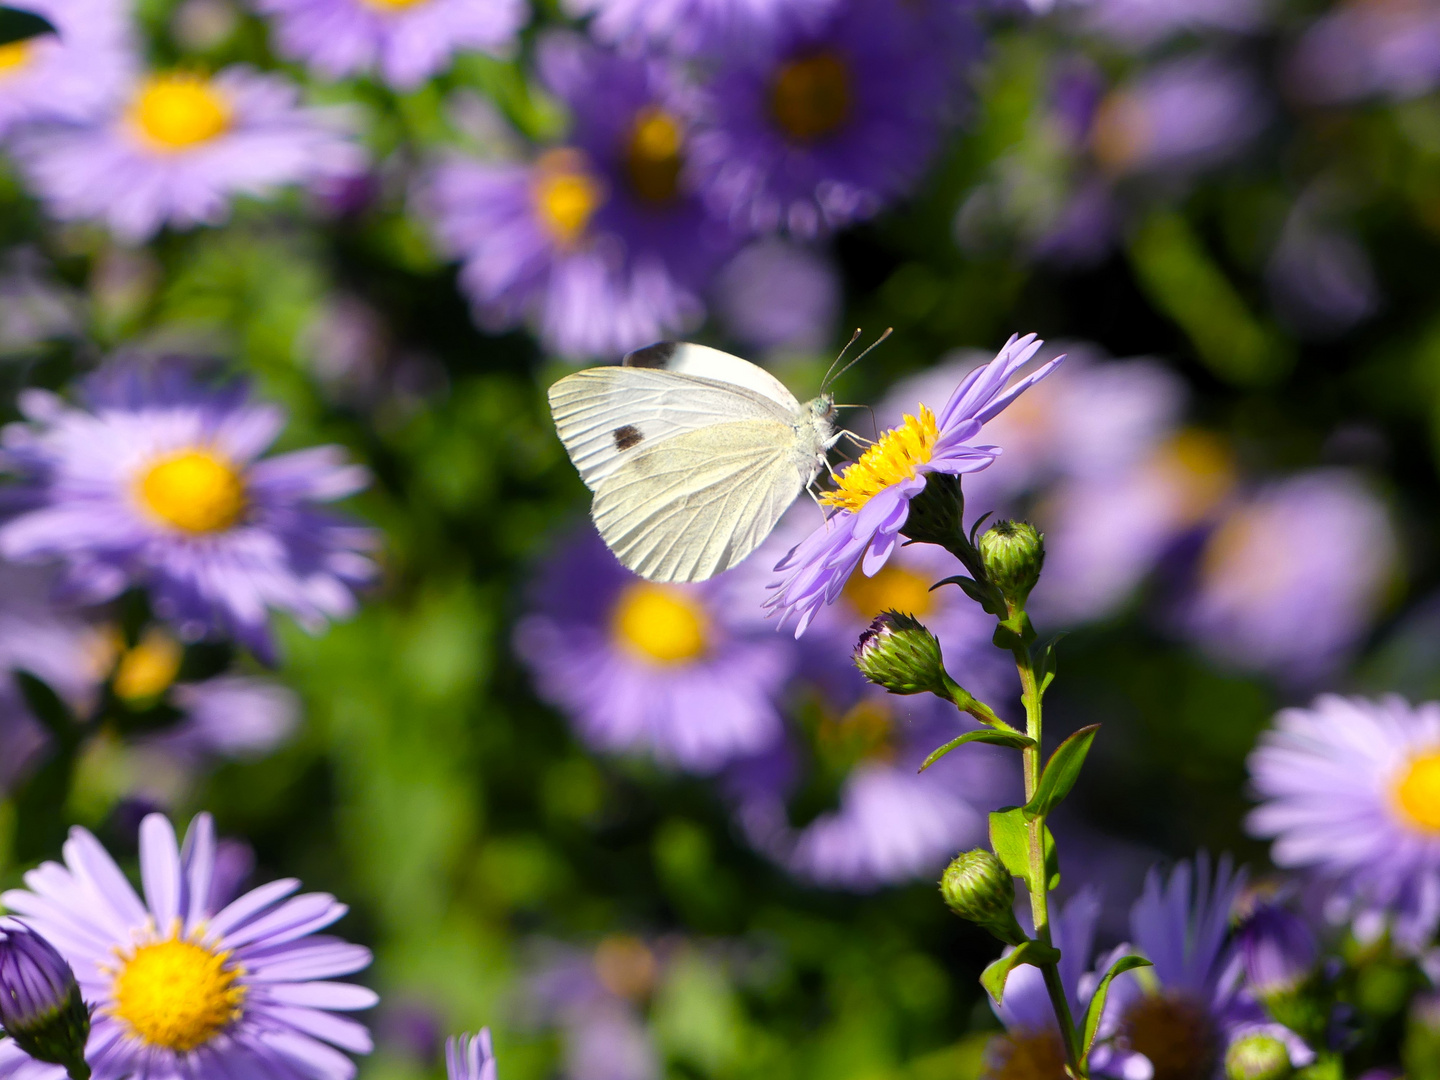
[1285,0,1440,105]
[1089,54,1267,177]
[1176,470,1396,685]
[524,939,659,1080]
[712,239,840,355]
[0,0,136,138]
[1234,898,1317,999]
[766,333,1062,636]
[254,0,526,91]
[986,889,1110,1074]
[0,360,378,664]
[421,39,734,359]
[687,0,976,237]
[0,812,376,1080]
[12,67,364,243]
[514,526,793,774]
[1077,0,1269,50]
[446,1031,496,1080]
[1247,694,1440,952]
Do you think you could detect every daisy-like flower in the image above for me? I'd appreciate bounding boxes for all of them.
[447,1031,497,1080]
[766,333,1062,637]
[1248,695,1440,950]
[688,0,976,236]
[514,527,793,774]
[0,812,377,1080]
[0,0,136,137]
[0,360,377,664]
[1177,470,1397,685]
[254,0,527,91]
[12,67,364,243]
[421,38,734,358]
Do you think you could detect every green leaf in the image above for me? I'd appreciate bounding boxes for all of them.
[933,574,1006,617]
[1036,633,1068,697]
[980,939,1061,1006]
[919,729,1035,772]
[1023,724,1100,821]
[1080,954,1150,1059]
[0,7,56,47]
[14,669,78,748]
[988,807,1059,892]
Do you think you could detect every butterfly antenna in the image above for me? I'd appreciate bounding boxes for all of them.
[823,327,893,392]
[820,328,864,390]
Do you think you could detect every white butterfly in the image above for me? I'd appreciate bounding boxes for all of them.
[548,341,841,583]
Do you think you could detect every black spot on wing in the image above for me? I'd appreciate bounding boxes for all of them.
[613,424,644,451]
[623,341,678,369]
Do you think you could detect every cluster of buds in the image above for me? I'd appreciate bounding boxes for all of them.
[939,850,1025,946]
[0,920,91,1080]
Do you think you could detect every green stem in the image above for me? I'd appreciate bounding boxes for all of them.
[1009,606,1085,1077]
[940,674,1021,734]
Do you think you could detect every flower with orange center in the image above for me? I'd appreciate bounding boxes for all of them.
[129,73,233,151]
[532,149,606,248]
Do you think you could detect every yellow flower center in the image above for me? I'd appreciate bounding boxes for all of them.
[1395,751,1440,832]
[137,450,247,534]
[611,582,709,665]
[843,563,935,620]
[130,74,232,150]
[113,629,183,704]
[110,935,246,1052]
[625,107,684,204]
[533,149,606,247]
[770,51,852,142]
[0,40,34,75]
[821,405,938,514]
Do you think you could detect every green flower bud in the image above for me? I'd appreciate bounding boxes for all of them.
[1224,1034,1291,1080]
[940,850,1025,945]
[854,612,947,696]
[979,520,1044,607]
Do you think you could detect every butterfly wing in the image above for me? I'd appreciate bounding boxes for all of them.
[549,365,792,491]
[591,420,806,582]
[623,341,801,410]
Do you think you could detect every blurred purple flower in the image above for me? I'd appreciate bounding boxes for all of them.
[422,40,733,358]
[255,0,527,90]
[446,1031,497,1080]
[1266,204,1379,338]
[688,0,975,237]
[0,0,136,137]
[1248,694,1440,952]
[13,67,364,243]
[1078,0,1269,50]
[1235,899,1317,998]
[0,360,377,663]
[712,239,839,354]
[767,334,1061,636]
[1286,0,1440,105]
[564,0,834,53]
[1089,54,1266,177]
[0,812,376,1080]
[1176,469,1396,684]
[514,527,793,774]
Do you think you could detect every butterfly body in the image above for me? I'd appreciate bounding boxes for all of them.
[549,341,838,583]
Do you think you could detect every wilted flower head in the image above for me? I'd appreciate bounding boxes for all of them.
[12,67,364,243]
[0,360,377,663]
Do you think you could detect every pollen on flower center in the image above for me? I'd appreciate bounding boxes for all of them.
[821,405,939,514]
[843,564,935,620]
[110,935,246,1052]
[0,39,34,75]
[1394,751,1440,832]
[625,107,684,204]
[533,149,606,247]
[137,449,248,534]
[770,51,852,143]
[612,582,709,665]
[130,73,233,150]
[113,628,183,703]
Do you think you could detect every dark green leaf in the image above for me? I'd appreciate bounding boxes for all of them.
[14,669,78,748]
[1023,724,1100,821]
[0,7,56,47]
[1081,955,1151,1059]
[980,939,1061,1006]
[1037,632,1068,697]
[933,573,1006,616]
[988,806,1058,892]
[919,728,1035,772]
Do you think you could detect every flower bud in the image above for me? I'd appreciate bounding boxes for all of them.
[940,850,1025,945]
[854,612,947,696]
[1237,902,1316,998]
[0,920,90,1079]
[1224,1033,1291,1080]
[979,521,1044,607]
